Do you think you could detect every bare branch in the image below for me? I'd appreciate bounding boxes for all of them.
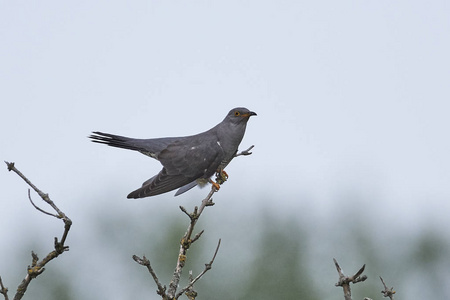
[235,145,254,157]
[27,189,59,218]
[380,276,396,299]
[179,205,191,217]
[0,276,9,300]
[176,239,221,299]
[5,162,72,246]
[167,186,217,299]
[353,264,366,280]
[4,161,72,300]
[135,184,220,299]
[190,230,204,244]
[183,271,198,300]
[132,255,167,297]
[334,258,367,300]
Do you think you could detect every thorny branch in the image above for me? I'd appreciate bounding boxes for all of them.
[3,161,72,300]
[334,258,367,300]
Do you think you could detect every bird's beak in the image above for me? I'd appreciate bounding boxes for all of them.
[242,111,257,118]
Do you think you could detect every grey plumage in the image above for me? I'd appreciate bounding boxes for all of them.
[89,107,256,198]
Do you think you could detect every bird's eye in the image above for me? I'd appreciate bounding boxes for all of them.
[234,111,240,116]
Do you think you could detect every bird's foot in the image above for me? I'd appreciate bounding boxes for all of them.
[221,170,229,179]
[215,169,228,185]
[209,179,221,191]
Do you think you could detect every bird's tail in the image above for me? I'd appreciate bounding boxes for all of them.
[89,131,148,152]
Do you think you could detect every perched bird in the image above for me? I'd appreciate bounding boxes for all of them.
[89,107,256,198]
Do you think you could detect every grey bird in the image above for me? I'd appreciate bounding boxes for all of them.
[89,107,256,198]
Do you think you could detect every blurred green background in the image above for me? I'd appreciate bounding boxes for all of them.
[2,188,449,299]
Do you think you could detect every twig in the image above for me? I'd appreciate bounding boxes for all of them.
[190,230,204,244]
[133,185,219,299]
[380,276,395,299]
[27,189,59,218]
[4,161,72,300]
[0,276,9,300]
[184,271,198,300]
[235,145,254,157]
[176,239,221,299]
[334,258,367,300]
[167,186,217,299]
[132,255,167,298]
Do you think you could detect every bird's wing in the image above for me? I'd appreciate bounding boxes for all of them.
[158,135,224,178]
[127,168,193,198]
[128,135,224,198]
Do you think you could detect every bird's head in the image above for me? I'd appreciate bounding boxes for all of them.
[226,107,257,124]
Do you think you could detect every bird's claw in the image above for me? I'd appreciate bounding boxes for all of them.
[215,169,228,185]
[209,179,221,191]
[209,169,229,191]
[221,170,229,179]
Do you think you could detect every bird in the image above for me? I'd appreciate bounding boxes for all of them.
[89,107,256,198]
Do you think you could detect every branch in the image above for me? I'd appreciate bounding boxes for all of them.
[334,258,367,300]
[132,255,167,298]
[4,161,72,300]
[235,145,254,157]
[167,186,217,299]
[380,276,396,299]
[133,185,219,299]
[184,272,198,300]
[176,239,221,299]
[27,189,60,218]
[0,276,9,300]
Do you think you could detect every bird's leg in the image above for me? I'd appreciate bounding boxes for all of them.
[209,168,229,191]
[209,179,221,191]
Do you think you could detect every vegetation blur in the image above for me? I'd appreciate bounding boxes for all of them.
[2,191,449,300]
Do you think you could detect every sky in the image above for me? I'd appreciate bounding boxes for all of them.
[1,0,450,298]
